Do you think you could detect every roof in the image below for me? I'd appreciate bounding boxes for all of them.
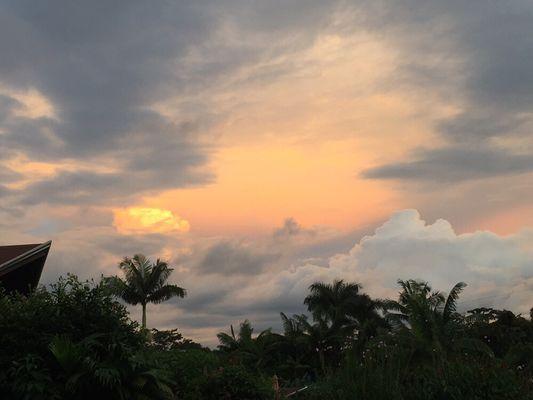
[0,243,44,265]
[0,241,52,294]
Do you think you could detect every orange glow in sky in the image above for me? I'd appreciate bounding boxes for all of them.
[135,140,400,235]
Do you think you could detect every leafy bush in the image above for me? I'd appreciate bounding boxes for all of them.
[151,347,219,397]
[293,341,406,400]
[0,275,172,399]
[295,343,533,400]
[402,360,533,400]
[0,275,141,363]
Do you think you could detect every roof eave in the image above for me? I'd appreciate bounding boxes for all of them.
[0,240,52,277]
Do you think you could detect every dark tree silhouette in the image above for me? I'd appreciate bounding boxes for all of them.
[105,254,186,328]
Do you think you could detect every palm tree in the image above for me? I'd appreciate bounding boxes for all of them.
[217,320,255,352]
[304,280,363,326]
[217,320,277,371]
[104,254,186,329]
[279,312,344,376]
[383,280,465,334]
[382,279,472,360]
[304,280,384,335]
[302,280,388,373]
[280,312,307,338]
[297,314,338,375]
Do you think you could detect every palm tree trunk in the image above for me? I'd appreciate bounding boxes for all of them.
[142,302,147,329]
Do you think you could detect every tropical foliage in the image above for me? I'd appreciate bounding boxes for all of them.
[215,279,533,399]
[104,254,186,328]
[0,275,171,399]
[0,269,532,399]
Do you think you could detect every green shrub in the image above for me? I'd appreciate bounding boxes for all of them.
[403,360,533,400]
[295,346,533,400]
[0,275,172,399]
[152,348,219,397]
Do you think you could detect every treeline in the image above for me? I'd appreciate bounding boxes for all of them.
[215,280,533,399]
[0,257,532,399]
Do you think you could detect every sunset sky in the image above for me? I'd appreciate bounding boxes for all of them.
[1,1,532,344]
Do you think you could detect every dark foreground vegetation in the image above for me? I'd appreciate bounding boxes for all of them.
[0,259,532,399]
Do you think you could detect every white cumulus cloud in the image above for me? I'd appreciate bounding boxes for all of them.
[234,210,533,324]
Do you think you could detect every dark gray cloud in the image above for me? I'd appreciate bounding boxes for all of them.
[0,94,20,123]
[273,217,311,238]
[0,1,218,206]
[8,132,214,206]
[363,146,533,182]
[39,226,177,284]
[0,1,210,151]
[360,0,533,182]
[94,232,171,261]
[178,289,231,314]
[197,241,279,275]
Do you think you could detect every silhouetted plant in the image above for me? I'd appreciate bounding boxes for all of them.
[104,254,186,329]
[0,275,172,399]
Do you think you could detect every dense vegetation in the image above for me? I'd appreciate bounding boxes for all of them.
[0,270,531,399]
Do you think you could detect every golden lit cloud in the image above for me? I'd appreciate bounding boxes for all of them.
[0,84,57,120]
[113,207,190,235]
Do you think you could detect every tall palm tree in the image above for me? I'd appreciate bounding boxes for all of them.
[383,280,465,332]
[277,313,314,377]
[104,254,186,329]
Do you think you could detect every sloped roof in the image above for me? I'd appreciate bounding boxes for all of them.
[0,241,51,294]
[0,243,43,265]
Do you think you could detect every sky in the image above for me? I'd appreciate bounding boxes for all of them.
[1,1,532,345]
